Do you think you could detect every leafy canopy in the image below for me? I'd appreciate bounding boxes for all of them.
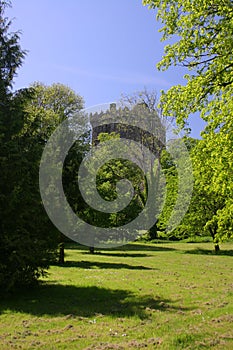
[143,0,233,128]
[143,0,233,245]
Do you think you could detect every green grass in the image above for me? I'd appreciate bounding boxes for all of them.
[0,242,233,349]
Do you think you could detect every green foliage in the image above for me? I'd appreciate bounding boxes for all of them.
[143,0,233,127]
[0,1,26,92]
[67,131,147,234]
[64,95,165,245]
[0,1,36,291]
[181,236,213,243]
[155,149,178,238]
[191,135,233,245]
[143,0,233,245]
[0,3,85,293]
[156,137,232,249]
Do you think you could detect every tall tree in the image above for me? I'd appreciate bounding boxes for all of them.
[143,0,233,246]
[190,134,233,250]
[0,0,29,291]
[19,82,85,264]
[0,1,85,291]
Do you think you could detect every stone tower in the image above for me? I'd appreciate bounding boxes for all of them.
[90,103,165,156]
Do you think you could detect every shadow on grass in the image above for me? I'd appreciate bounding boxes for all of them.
[54,260,155,270]
[83,252,152,258]
[66,243,176,253]
[0,284,192,319]
[183,248,233,257]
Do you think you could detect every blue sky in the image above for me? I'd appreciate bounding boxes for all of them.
[9,0,205,137]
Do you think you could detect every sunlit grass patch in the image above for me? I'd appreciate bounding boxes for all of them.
[0,242,232,349]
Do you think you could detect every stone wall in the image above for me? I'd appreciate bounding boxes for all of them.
[90,103,165,156]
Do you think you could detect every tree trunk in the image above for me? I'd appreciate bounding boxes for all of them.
[209,227,220,253]
[89,246,95,254]
[58,242,65,264]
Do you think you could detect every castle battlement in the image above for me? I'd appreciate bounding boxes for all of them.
[90,103,166,155]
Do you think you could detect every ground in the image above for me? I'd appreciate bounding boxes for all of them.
[0,242,232,349]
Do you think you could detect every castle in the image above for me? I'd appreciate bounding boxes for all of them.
[89,103,165,156]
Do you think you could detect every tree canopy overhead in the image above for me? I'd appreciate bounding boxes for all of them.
[143,0,233,129]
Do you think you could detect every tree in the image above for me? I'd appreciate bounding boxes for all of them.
[120,89,172,240]
[0,0,26,92]
[68,131,147,247]
[0,0,30,291]
[0,2,85,292]
[157,137,231,251]
[153,137,195,241]
[190,135,233,250]
[143,0,233,246]
[21,82,85,254]
[155,148,179,239]
[143,0,233,128]
[95,132,147,228]
[88,94,166,244]
[120,87,175,135]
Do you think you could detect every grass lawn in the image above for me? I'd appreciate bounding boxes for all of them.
[0,242,232,349]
